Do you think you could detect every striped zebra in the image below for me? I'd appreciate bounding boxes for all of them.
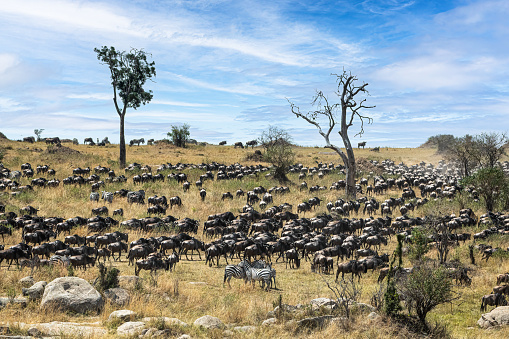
[89,192,99,202]
[223,260,249,288]
[244,261,274,291]
[101,191,114,203]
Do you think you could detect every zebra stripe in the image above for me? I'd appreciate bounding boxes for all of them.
[242,260,273,291]
[223,263,247,287]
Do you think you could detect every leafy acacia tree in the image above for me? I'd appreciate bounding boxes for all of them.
[34,129,44,142]
[462,167,509,212]
[94,46,156,168]
[289,71,374,199]
[445,135,476,177]
[167,124,190,148]
[472,132,507,169]
[397,263,456,330]
[259,126,295,182]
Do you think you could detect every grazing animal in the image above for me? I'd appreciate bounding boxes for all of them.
[199,189,206,201]
[243,261,274,291]
[481,293,507,312]
[358,141,366,149]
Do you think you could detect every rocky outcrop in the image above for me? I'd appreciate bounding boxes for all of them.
[40,277,104,314]
[478,306,509,328]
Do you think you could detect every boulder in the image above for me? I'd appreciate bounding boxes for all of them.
[194,315,225,329]
[351,302,376,314]
[309,298,338,311]
[40,277,104,314]
[26,321,107,337]
[0,297,27,309]
[109,310,136,322]
[478,306,509,328]
[103,287,130,306]
[297,315,335,330]
[117,321,146,336]
[22,281,47,301]
[19,276,35,287]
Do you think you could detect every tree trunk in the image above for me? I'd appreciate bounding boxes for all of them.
[345,146,357,200]
[119,114,126,168]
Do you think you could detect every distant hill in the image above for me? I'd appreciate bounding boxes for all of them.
[0,132,7,139]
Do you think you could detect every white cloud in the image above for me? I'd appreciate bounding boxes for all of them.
[0,97,30,112]
[67,93,111,101]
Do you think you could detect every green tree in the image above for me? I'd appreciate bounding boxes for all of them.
[462,167,509,212]
[290,71,374,200]
[34,129,44,142]
[472,132,508,169]
[167,124,190,148]
[445,135,476,177]
[423,134,455,153]
[408,227,430,263]
[259,126,295,182]
[397,263,456,329]
[94,46,156,168]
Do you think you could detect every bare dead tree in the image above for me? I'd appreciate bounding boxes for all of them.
[289,71,374,199]
[320,274,362,319]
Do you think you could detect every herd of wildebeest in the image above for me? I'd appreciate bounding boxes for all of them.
[2,145,509,313]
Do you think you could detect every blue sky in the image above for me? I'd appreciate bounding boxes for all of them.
[0,0,508,147]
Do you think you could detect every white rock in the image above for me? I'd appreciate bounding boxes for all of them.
[478,306,509,329]
[193,315,225,329]
[109,310,136,322]
[116,321,146,336]
[40,277,103,314]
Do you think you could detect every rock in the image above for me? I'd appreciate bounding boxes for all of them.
[223,329,234,336]
[262,318,277,326]
[22,281,47,301]
[109,310,137,322]
[103,287,130,306]
[368,312,379,320]
[116,321,146,336]
[0,297,27,309]
[118,275,142,289]
[351,302,376,314]
[309,298,338,311]
[177,335,191,339]
[19,276,35,287]
[233,325,256,332]
[27,327,42,336]
[478,306,509,328]
[193,315,225,329]
[188,282,206,285]
[40,277,104,314]
[142,317,189,327]
[28,321,107,337]
[296,316,334,330]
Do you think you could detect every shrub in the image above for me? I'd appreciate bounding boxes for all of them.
[96,263,120,292]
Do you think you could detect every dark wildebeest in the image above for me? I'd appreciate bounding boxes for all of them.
[480,293,507,312]
[180,239,205,260]
[358,141,366,149]
[107,241,128,261]
[234,142,244,149]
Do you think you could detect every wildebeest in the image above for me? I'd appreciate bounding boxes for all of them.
[135,256,169,276]
[169,196,182,208]
[69,254,95,271]
[358,141,366,149]
[180,239,205,260]
[219,141,227,145]
[480,293,507,312]
[234,142,244,149]
[92,206,108,216]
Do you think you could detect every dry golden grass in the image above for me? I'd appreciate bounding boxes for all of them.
[0,139,509,338]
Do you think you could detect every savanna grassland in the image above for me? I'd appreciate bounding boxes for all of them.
[1,138,509,338]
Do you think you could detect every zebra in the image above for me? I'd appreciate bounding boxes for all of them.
[223,261,248,288]
[89,192,99,202]
[101,191,114,204]
[243,261,274,291]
